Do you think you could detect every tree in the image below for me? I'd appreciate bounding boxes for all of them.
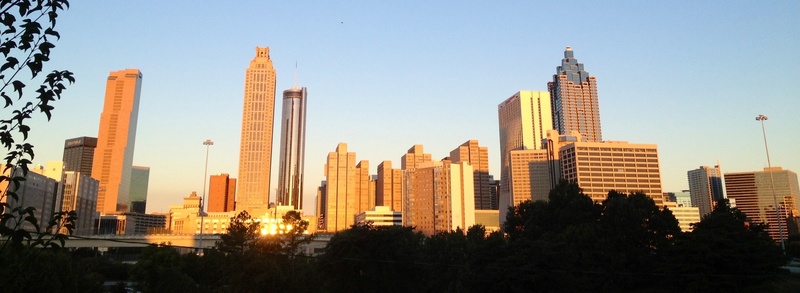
[130,245,196,293]
[280,210,313,257]
[216,210,260,255]
[0,0,75,251]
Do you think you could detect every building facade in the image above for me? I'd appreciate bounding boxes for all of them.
[320,143,370,232]
[548,46,602,142]
[129,166,150,213]
[62,136,97,176]
[687,165,725,216]
[403,160,475,236]
[450,140,493,210]
[355,206,402,227]
[497,91,553,222]
[559,141,663,204]
[237,47,277,212]
[208,173,236,212]
[61,171,99,235]
[376,160,404,212]
[92,69,143,214]
[724,167,800,243]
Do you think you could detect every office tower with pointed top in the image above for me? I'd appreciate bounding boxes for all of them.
[93,69,142,214]
[237,47,277,212]
[548,46,602,142]
[276,87,307,210]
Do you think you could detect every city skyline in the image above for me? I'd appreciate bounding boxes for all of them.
[23,2,800,214]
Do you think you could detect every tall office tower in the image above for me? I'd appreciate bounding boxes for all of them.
[276,86,307,210]
[403,159,475,236]
[687,165,725,216]
[60,171,99,235]
[724,167,800,244]
[450,140,492,210]
[321,143,363,232]
[208,173,237,212]
[92,69,142,214]
[559,141,663,204]
[129,166,150,213]
[237,47,277,212]
[354,161,374,214]
[497,91,553,222]
[376,161,404,212]
[401,144,432,170]
[548,46,602,142]
[507,149,550,203]
[62,136,97,176]
[2,165,60,232]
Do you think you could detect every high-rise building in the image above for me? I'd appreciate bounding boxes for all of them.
[548,46,602,142]
[60,171,99,235]
[320,143,370,232]
[559,141,663,204]
[62,136,97,176]
[129,166,149,213]
[450,140,492,210]
[1,166,60,233]
[237,47,277,212]
[92,69,142,214]
[497,91,553,221]
[507,149,550,203]
[208,173,236,212]
[376,161,404,212]
[403,159,475,236]
[401,144,432,170]
[724,167,800,244]
[687,165,725,216]
[276,87,307,210]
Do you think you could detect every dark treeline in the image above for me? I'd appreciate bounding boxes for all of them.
[3,182,800,292]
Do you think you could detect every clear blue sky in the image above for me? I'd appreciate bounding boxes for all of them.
[24,1,800,214]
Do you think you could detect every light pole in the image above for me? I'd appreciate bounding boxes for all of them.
[198,139,214,255]
[756,114,785,254]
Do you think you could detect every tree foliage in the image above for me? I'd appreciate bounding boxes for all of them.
[0,0,75,252]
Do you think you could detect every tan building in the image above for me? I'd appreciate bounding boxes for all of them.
[376,160,404,212]
[355,206,402,227]
[687,165,725,217]
[401,144,432,170]
[92,69,142,213]
[319,143,371,232]
[508,149,551,203]
[450,140,494,210]
[548,46,602,142]
[559,141,663,204]
[724,167,800,244]
[237,47,277,212]
[403,160,475,236]
[208,173,236,212]
[497,91,553,221]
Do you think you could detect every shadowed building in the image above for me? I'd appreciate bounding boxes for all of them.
[92,69,143,214]
[62,136,97,176]
[237,47,277,212]
[276,87,308,210]
[129,166,149,213]
[60,171,99,235]
[548,46,602,142]
[687,165,725,216]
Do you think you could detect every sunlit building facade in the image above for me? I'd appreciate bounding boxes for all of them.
[548,46,602,142]
[92,69,142,214]
[208,173,236,212]
[376,160,404,212]
[687,165,725,217]
[403,160,475,236]
[276,87,307,210]
[319,143,370,232]
[237,47,277,212]
[724,167,800,243]
[450,140,493,210]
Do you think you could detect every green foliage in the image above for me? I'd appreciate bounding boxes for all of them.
[130,245,197,293]
[0,0,75,252]
[0,246,104,292]
[216,210,260,255]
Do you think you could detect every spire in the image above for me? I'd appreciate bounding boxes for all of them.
[292,62,300,90]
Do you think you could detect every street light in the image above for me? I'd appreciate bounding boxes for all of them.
[198,139,214,255]
[756,114,785,254]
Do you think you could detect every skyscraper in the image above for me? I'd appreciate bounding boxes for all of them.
[92,69,142,214]
[237,47,276,212]
[129,166,150,213]
[450,140,493,209]
[62,136,97,176]
[403,159,475,236]
[497,91,552,221]
[376,161,404,212]
[401,144,432,170]
[321,143,370,232]
[687,165,725,216]
[276,87,307,210]
[548,46,602,142]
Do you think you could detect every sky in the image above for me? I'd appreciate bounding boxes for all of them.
[16,1,800,214]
